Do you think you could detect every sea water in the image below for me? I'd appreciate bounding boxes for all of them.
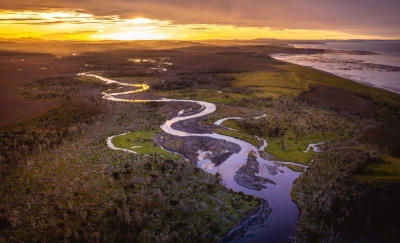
[271,41,400,94]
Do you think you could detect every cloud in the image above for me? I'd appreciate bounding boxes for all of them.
[0,10,121,25]
[1,0,399,37]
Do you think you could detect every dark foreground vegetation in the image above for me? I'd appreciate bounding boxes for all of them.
[0,49,260,242]
[1,44,399,242]
[229,87,400,242]
[0,75,106,173]
[293,141,400,242]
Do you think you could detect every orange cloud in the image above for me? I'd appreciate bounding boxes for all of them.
[0,7,396,41]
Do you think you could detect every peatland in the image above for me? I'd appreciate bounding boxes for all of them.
[0,41,399,242]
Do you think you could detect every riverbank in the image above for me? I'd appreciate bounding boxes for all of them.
[1,44,399,242]
[81,48,400,242]
[85,70,305,243]
[0,71,260,243]
[265,45,400,242]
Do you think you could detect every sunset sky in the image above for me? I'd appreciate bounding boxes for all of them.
[1,0,399,41]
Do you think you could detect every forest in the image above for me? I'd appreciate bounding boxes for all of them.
[0,45,399,242]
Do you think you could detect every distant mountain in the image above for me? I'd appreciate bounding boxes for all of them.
[0,39,205,55]
[0,49,53,57]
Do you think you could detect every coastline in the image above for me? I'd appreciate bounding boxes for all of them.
[271,54,400,96]
[269,47,400,94]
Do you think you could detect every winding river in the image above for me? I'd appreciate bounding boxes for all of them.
[78,71,307,243]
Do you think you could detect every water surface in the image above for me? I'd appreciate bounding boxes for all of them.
[80,71,307,243]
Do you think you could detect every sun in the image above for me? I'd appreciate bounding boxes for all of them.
[107,30,167,40]
[92,17,169,40]
[126,18,158,24]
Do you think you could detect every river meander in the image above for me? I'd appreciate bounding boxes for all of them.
[78,71,307,243]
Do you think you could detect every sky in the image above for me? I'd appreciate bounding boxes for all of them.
[1,0,399,41]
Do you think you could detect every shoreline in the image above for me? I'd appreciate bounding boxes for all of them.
[84,72,304,243]
[270,51,400,95]
[287,40,400,55]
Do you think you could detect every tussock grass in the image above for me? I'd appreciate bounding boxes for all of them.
[154,88,247,105]
[220,120,243,131]
[0,100,260,242]
[111,129,181,159]
[214,128,260,147]
[278,63,400,105]
[0,70,260,242]
[355,155,400,184]
[234,97,362,164]
[231,71,309,98]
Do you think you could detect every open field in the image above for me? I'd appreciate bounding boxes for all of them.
[280,63,400,105]
[111,129,181,160]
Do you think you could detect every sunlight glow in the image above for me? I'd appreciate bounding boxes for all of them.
[0,10,385,41]
[0,11,99,24]
[97,30,167,41]
[127,18,158,24]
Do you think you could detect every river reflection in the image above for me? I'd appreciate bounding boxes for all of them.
[79,71,306,243]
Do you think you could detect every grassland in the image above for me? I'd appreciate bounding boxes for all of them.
[194,58,400,241]
[1,46,400,242]
[220,119,243,130]
[355,155,400,184]
[0,69,261,242]
[213,128,260,147]
[231,71,309,98]
[111,129,181,160]
[155,88,247,105]
[230,63,400,105]
[149,56,399,169]
[279,63,400,105]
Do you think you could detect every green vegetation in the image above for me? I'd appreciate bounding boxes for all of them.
[0,75,108,170]
[217,58,400,240]
[2,46,400,242]
[155,88,247,105]
[111,76,159,84]
[23,75,107,99]
[234,97,359,164]
[0,56,264,242]
[265,130,353,165]
[214,128,260,147]
[214,119,261,147]
[264,137,316,165]
[355,155,400,184]
[278,63,400,105]
[231,71,309,98]
[0,119,260,242]
[220,119,243,131]
[111,129,181,160]
[228,64,400,106]
[203,105,262,126]
[292,141,400,242]
[151,68,234,92]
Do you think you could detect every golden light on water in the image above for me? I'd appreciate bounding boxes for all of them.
[0,10,385,41]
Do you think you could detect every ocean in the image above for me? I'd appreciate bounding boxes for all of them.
[271,41,400,94]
